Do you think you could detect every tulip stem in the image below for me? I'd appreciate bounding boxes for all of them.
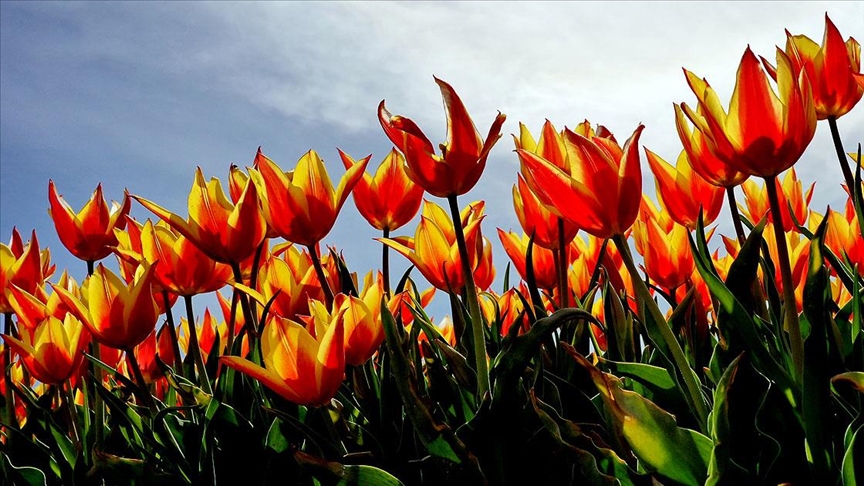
[162,291,183,377]
[3,313,17,435]
[726,186,747,245]
[447,194,490,400]
[90,341,104,451]
[125,348,157,413]
[557,217,569,308]
[248,242,266,323]
[86,260,95,276]
[226,290,239,354]
[612,233,708,432]
[382,228,391,298]
[231,263,258,352]
[764,175,804,383]
[184,295,212,395]
[828,116,856,193]
[308,244,335,308]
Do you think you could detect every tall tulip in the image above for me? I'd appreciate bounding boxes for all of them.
[54,263,159,351]
[220,310,345,407]
[379,77,506,198]
[48,181,130,265]
[645,148,724,229]
[518,124,645,239]
[134,168,266,265]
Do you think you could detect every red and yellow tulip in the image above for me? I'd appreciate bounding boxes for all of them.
[1,230,46,314]
[340,149,425,232]
[54,263,160,350]
[48,181,131,262]
[3,314,87,385]
[379,77,506,197]
[497,228,557,291]
[134,168,266,264]
[645,148,724,228]
[252,149,368,247]
[783,14,863,119]
[220,309,345,407]
[518,124,645,239]
[681,46,816,178]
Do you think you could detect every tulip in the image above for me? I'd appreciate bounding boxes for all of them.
[54,263,159,350]
[220,310,345,407]
[3,314,87,385]
[379,77,506,198]
[812,206,863,277]
[133,326,175,384]
[257,251,324,321]
[134,167,266,265]
[512,175,579,251]
[497,229,557,291]
[513,120,569,171]
[340,149,425,232]
[137,220,231,296]
[519,124,645,239]
[782,14,863,120]
[673,104,747,189]
[113,217,178,315]
[741,168,814,232]
[1,230,45,314]
[379,201,487,293]
[681,46,816,179]
[645,148,724,228]
[252,149,367,247]
[48,181,131,264]
[633,216,694,292]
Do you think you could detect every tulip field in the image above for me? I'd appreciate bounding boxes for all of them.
[2,13,864,486]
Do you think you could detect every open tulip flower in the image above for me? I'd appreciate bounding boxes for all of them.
[54,262,160,350]
[48,180,131,263]
[1,230,46,313]
[673,103,747,188]
[681,46,816,178]
[378,77,506,198]
[3,314,87,385]
[513,120,569,172]
[134,167,266,265]
[257,250,325,321]
[812,205,864,277]
[220,308,345,407]
[340,148,425,232]
[633,214,694,293]
[497,228,557,291]
[741,168,814,232]
[252,148,367,247]
[137,219,231,296]
[512,174,580,251]
[518,123,645,239]
[645,148,725,228]
[380,200,488,293]
[782,14,863,119]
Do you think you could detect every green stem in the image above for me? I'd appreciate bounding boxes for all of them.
[184,295,212,395]
[382,228,391,298]
[726,186,747,245]
[3,313,17,435]
[308,244,334,308]
[557,217,569,308]
[613,233,708,431]
[125,348,157,413]
[231,263,257,352]
[827,116,856,193]
[226,290,239,354]
[447,194,490,400]
[91,341,104,451]
[764,175,804,383]
[162,291,183,376]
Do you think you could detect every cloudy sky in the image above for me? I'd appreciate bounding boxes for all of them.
[2,2,862,321]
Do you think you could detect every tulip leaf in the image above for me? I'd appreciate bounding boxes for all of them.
[597,358,676,392]
[338,465,405,486]
[832,372,864,395]
[566,345,711,486]
[2,454,47,486]
[843,424,863,486]
[265,418,290,454]
[688,218,797,406]
[801,216,835,477]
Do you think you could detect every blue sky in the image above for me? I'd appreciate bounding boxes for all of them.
[2,2,862,322]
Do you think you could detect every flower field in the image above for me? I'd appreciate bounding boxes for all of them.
[1,12,863,486]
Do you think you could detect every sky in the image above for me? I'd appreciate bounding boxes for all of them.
[1,1,863,323]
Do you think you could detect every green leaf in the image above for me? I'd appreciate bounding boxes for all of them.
[265,418,290,454]
[2,454,47,486]
[338,465,404,486]
[566,345,711,486]
[598,358,675,392]
[843,424,863,486]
